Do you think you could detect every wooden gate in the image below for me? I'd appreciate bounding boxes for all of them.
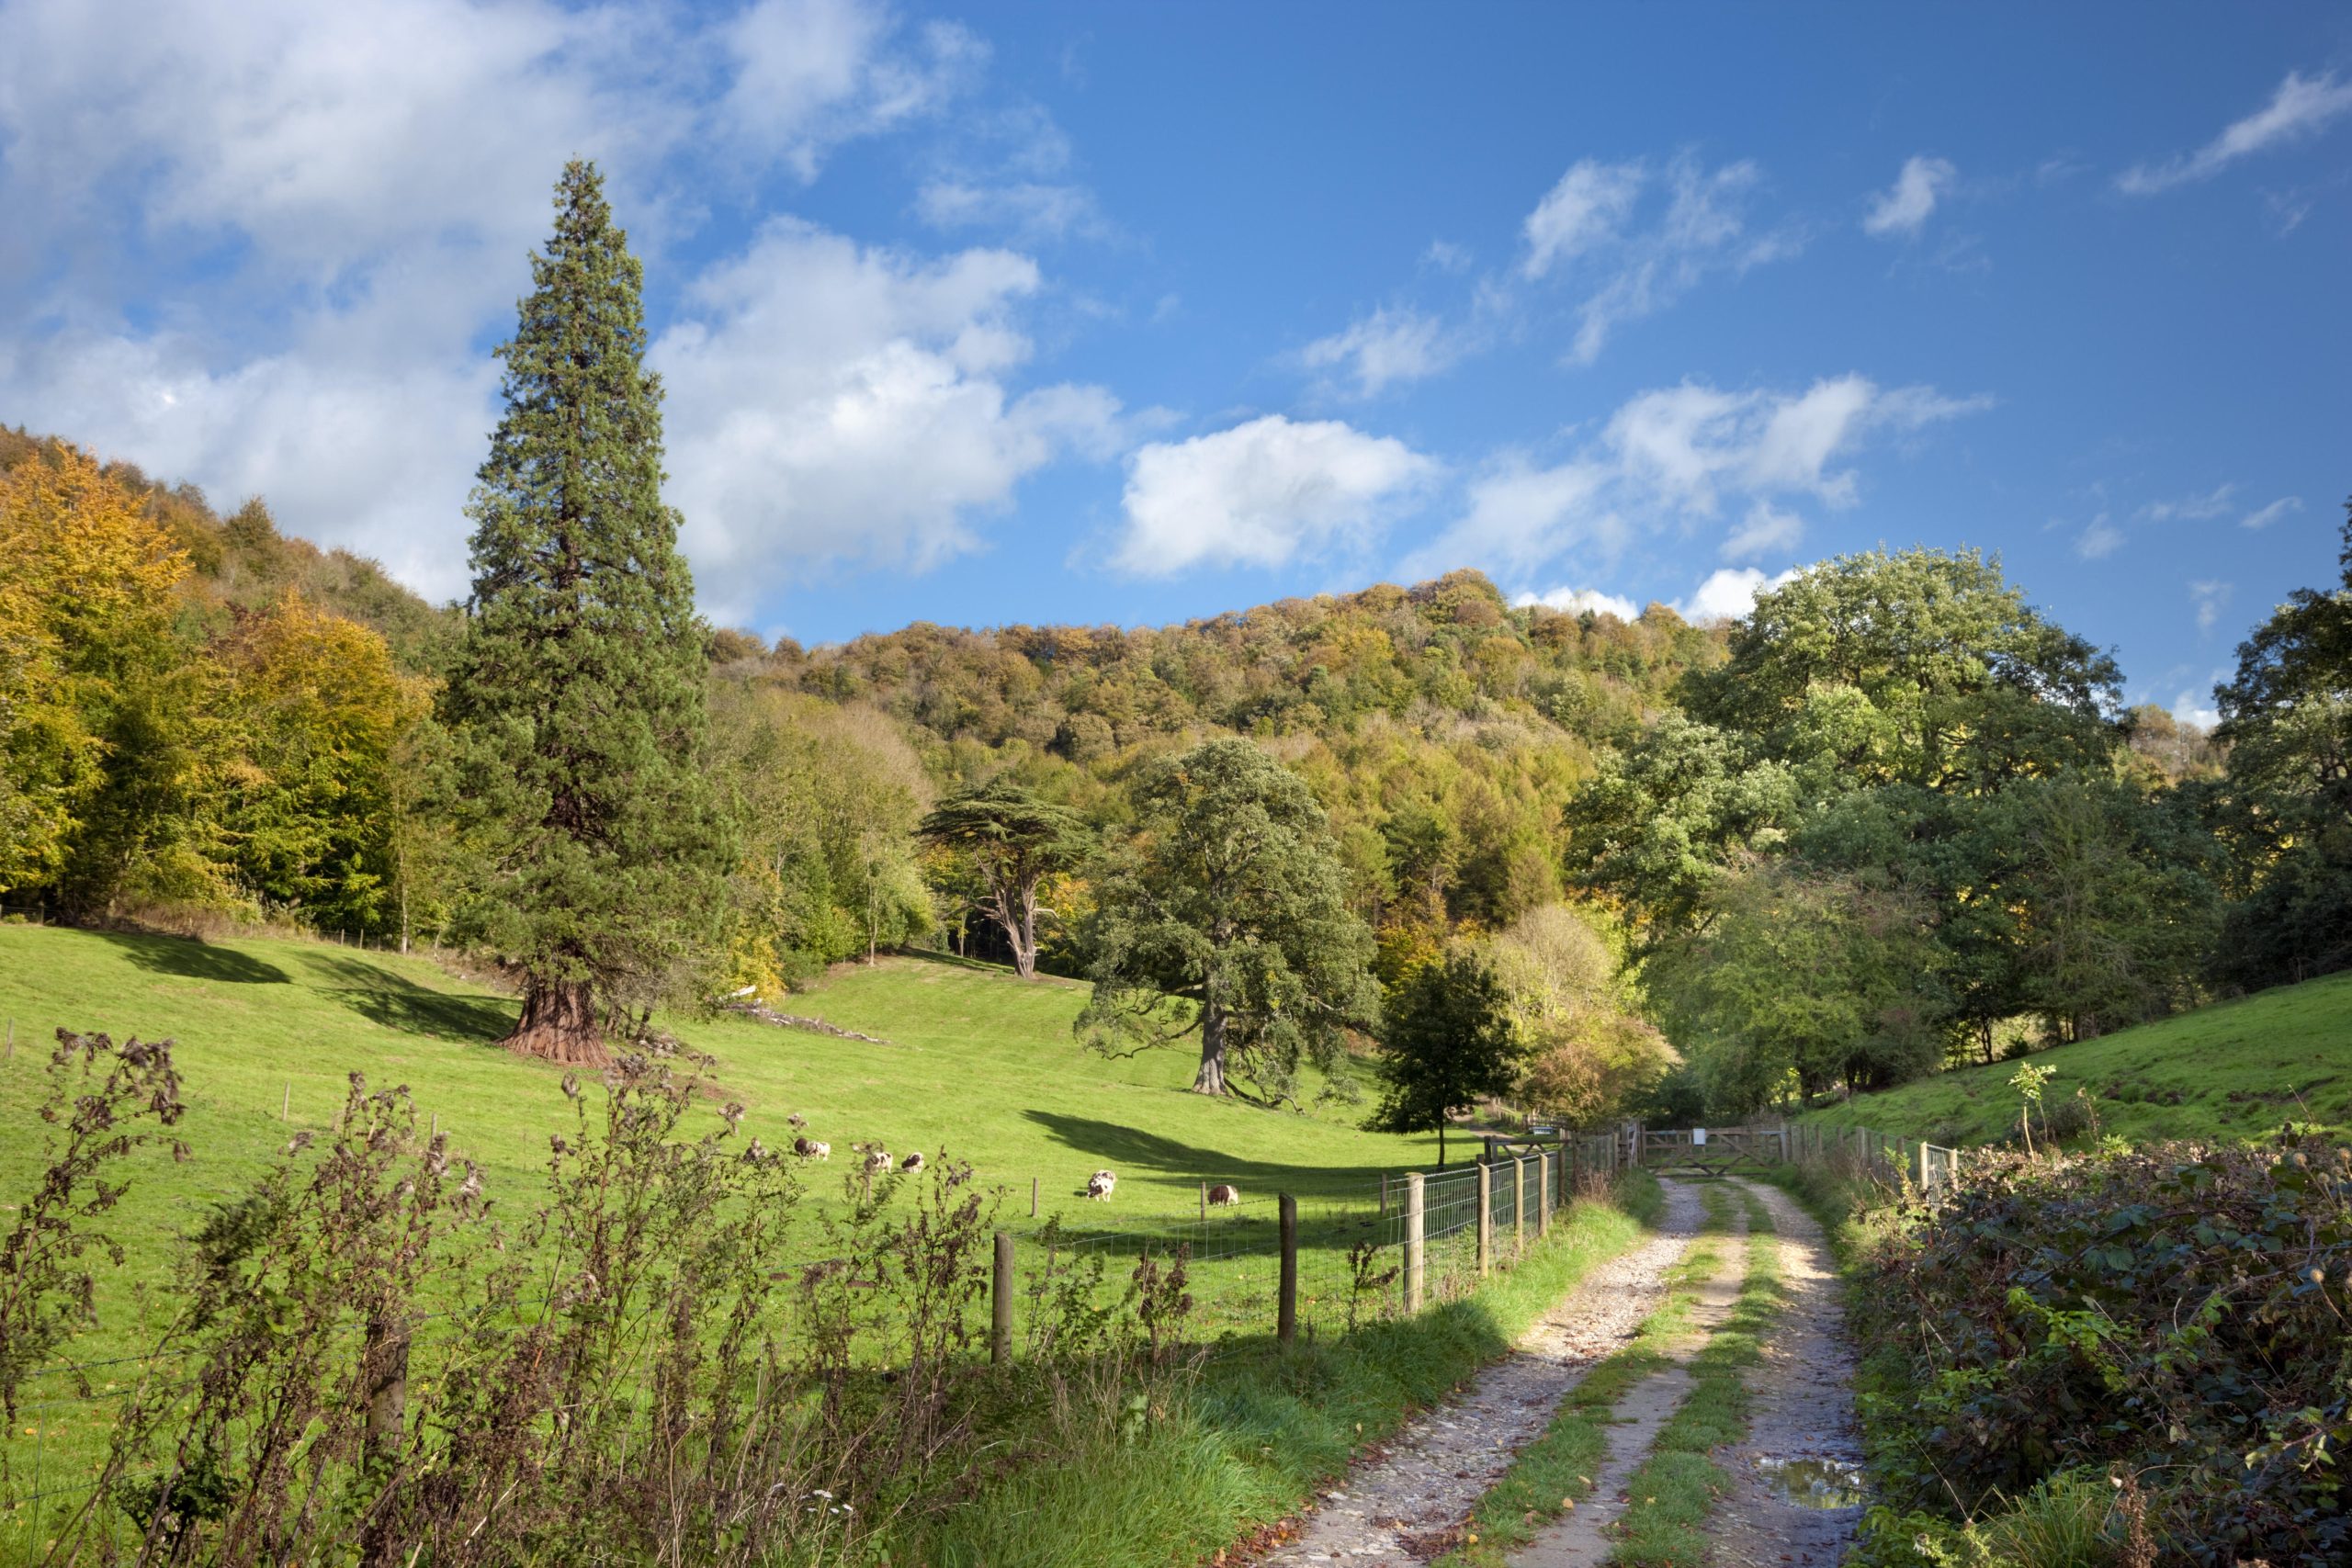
[1639,1126,1784,1176]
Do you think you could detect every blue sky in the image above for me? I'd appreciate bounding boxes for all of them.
[3,2,2347,722]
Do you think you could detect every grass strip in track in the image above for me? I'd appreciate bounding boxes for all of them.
[1433,1182,1736,1567]
[1605,1185,1782,1566]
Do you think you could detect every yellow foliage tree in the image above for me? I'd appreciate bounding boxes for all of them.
[0,445,189,897]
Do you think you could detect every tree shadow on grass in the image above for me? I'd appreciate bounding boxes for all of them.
[297,952,517,1043]
[95,931,291,985]
[1021,1110,1394,1190]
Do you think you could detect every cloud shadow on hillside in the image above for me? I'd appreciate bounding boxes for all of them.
[96,931,291,985]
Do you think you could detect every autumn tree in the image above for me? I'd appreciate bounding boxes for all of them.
[0,443,198,914]
[442,161,729,1065]
[1364,949,1521,1167]
[915,779,1085,978]
[1076,739,1378,1099]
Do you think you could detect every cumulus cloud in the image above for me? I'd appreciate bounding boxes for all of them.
[2118,69,2352,195]
[1677,566,1802,623]
[1423,240,1474,274]
[1721,501,1804,559]
[2075,515,2124,559]
[1863,155,1957,238]
[1515,154,1800,365]
[1514,585,1640,622]
[0,0,1097,614]
[2240,495,2303,530]
[1299,307,1471,398]
[1406,374,1981,581]
[1114,415,1437,576]
[2170,690,2222,730]
[656,220,1123,617]
[915,179,1105,242]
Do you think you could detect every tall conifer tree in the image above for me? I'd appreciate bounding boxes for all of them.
[445,160,728,1065]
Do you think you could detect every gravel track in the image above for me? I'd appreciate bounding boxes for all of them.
[1258,1179,1709,1566]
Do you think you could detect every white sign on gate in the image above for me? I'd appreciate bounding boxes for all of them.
[1692,1127,1708,1145]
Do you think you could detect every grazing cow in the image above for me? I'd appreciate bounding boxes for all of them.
[794,1137,831,1161]
[899,1151,926,1173]
[1086,1168,1116,1201]
[1206,1183,1240,1207]
[863,1146,893,1174]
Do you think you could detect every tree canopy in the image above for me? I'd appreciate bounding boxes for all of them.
[915,779,1086,979]
[1075,739,1378,1100]
[1364,949,1521,1167]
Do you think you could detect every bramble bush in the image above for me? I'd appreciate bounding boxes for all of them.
[1850,1136,2351,1565]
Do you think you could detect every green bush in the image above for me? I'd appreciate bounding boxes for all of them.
[1849,1137,2351,1563]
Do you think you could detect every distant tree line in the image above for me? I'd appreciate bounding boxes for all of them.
[4,160,2342,1119]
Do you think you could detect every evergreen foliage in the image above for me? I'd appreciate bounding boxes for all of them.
[440,160,729,1064]
[915,778,1087,979]
[1076,739,1378,1099]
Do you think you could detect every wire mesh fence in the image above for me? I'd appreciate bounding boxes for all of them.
[1785,1120,1964,1192]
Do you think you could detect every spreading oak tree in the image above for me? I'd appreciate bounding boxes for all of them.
[442,161,729,1066]
[1076,739,1377,1099]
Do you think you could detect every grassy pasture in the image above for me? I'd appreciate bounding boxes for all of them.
[1797,968,2352,1147]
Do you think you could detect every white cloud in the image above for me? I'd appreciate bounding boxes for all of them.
[1408,374,1980,582]
[2189,579,2232,633]
[2142,482,2238,521]
[1521,160,1645,279]
[1863,155,1957,238]
[0,0,1096,615]
[1423,240,1474,274]
[656,220,1124,618]
[1517,155,1799,366]
[1514,585,1640,622]
[1114,415,1437,576]
[1721,501,1804,560]
[915,180,1105,242]
[721,0,983,178]
[1676,566,1803,623]
[2118,69,2352,195]
[2170,690,2222,730]
[1299,307,1470,398]
[2240,495,2303,530]
[2075,515,2124,559]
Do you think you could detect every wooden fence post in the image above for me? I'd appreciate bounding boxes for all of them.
[1513,1156,1527,1257]
[1476,1160,1493,1278]
[1405,1173,1426,1314]
[1277,1193,1298,1344]
[991,1231,1014,1365]
[358,1311,411,1568]
[1917,1141,1931,1191]
[1200,1182,1208,1224]
[1031,1176,1039,1218]
[1538,1148,1553,1237]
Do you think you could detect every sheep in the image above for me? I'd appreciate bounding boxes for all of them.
[863,1146,893,1174]
[1086,1168,1116,1201]
[1206,1183,1240,1207]
[899,1151,926,1173]
[794,1137,831,1161]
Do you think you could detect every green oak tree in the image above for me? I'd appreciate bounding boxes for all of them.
[1365,948,1522,1167]
[441,161,729,1065]
[915,778,1086,978]
[1076,739,1378,1099]
[2209,502,2352,988]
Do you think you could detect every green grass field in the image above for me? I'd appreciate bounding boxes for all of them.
[0,923,1452,1292]
[1800,969,2352,1147]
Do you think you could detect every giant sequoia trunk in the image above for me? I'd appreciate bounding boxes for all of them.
[1193,1003,1228,1095]
[503,976,608,1066]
